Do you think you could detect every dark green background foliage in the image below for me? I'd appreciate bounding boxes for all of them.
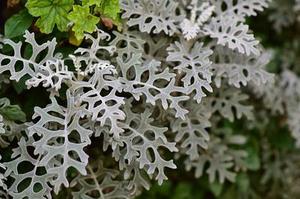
[1,0,300,199]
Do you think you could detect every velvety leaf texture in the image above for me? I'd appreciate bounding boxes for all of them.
[28,93,92,193]
[2,0,300,198]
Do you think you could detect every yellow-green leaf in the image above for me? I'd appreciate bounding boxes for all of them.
[96,0,121,25]
[82,0,101,6]
[69,30,83,46]
[26,0,73,33]
[67,5,99,40]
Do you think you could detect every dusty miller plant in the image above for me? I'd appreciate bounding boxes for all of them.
[1,0,300,198]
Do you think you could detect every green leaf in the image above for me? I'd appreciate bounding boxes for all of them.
[67,5,99,40]
[96,0,121,26]
[26,0,73,34]
[99,0,120,20]
[236,173,250,193]
[244,144,260,170]
[0,105,26,122]
[269,126,295,150]
[173,183,192,199]
[222,186,238,199]
[82,0,101,6]
[13,78,27,94]
[156,181,171,196]
[209,181,223,197]
[4,9,33,38]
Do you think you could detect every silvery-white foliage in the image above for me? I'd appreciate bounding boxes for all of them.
[70,63,125,138]
[0,191,8,199]
[204,16,260,56]
[171,100,212,161]
[287,106,300,147]
[110,30,171,71]
[4,137,52,198]
[120,160,151,195]
[186,128,247,183]
[71,162,131,199]
[0,156,6,193]
[180,19,201,41]
[121,0,182,35]
[75,103,152,197]
[115,101,178,185]
[251,80,285,114]
[268,0,297,32]
[202,0,270,55]
[204,86,254,122]
[296,0,300,9]
[296,0,300,20]
[0,116,4,135]
[210,0,270,18]
[188,153,237,183]
[279,71,300,146]
[84,120,112,152]
[141,33,171,62]
[72,29,116,75]
[189,1,215,26]
[0,31,57,81]
[110,31,145,59]
[281,46,300,73]
[26,59,73,91]
[210,44,274,88]
[182,0,269,43]
[28,93,92,193]
[252,69,300,145]
[260,139,291,185]
[251,71,295,115]
[118,54,189,119]
[167,39,213,102]
[260,140,300,199]
[280,70,300,102]
[180,1,215,40]
[0,0,285,197]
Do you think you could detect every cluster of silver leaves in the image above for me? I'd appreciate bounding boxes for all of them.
[1,0,299,198]
[268,0,300,32]
[260,0,300,145]
[253,69,300,147]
